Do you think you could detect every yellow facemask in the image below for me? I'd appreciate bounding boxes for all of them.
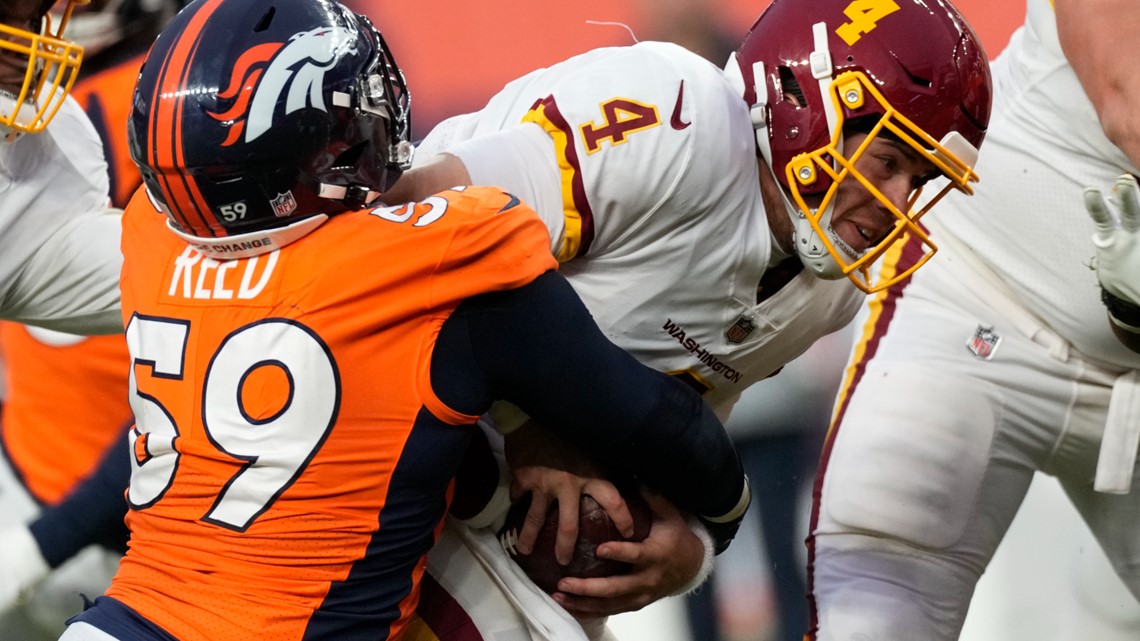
[0,0,86,139]
[784,71,981,293]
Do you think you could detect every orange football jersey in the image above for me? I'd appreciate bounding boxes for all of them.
[0,323,132,504]
[108,185,557,641]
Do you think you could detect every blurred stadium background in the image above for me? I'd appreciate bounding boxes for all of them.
[347,0,1024,141]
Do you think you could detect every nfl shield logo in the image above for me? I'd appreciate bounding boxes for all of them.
[271,191,298,217]
[726,315,757,344]
[966,325,1001,360]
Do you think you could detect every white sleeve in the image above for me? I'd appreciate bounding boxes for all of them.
[50,96,111,200]
[413,113,478,164]
[0,97,120,335]
[4,209,124,335]
[447,124,565,255]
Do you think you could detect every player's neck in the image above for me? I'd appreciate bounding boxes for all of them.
[757,155,795,264]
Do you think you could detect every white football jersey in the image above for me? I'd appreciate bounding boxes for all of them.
[0,95,123,334]
[931,0,1140,369]
[418,42,862,416]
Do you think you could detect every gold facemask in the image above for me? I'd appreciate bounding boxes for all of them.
[784,71,981,293]
[0,0,85,138]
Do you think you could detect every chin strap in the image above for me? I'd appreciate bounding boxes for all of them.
[318,183,381,210]
[0,126,23,143]
[722,50,777,187]
[724,52,801,238]
[0,94,33,142]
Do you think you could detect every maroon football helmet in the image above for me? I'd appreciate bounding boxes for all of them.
[725,0,992,292]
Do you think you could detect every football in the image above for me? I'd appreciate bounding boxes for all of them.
[497,488,652,593]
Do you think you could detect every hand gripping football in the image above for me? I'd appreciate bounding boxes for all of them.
[497,489,652,594]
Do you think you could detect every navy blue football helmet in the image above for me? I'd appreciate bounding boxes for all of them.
[128,0,412,257]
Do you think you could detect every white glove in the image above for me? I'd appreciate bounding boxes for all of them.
[1084,174,1140,305]
[0,525,50,613]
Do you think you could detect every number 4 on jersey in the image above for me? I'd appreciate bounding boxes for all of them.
[580,98,661,154]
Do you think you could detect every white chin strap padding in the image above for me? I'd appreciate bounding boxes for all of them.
[940,131,978,167]
[794,204,846,281]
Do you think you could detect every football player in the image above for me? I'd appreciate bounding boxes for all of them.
[54,1,749,639]
[0,0,121,333]
[378,0,991,636]
[0,0,134,637]
[808,0,1140,639]
[0,3,179,638]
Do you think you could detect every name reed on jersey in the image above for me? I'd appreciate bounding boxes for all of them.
[166,246,279,301]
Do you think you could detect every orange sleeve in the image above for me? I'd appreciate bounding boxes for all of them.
[428,187,559,307]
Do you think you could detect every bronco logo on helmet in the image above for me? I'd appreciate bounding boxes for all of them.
[208,26,356,146]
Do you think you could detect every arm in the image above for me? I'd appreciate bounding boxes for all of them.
[381,154,472,206]
[1056,0,1140,169]
[387,125,565,255]
[1056,0,1140,351]
[433,271,749,553]
[7,210,125,335]
[29,425,132,564]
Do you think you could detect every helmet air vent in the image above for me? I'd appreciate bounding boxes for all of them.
[253,6,276,32]
[778,66,805,107]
